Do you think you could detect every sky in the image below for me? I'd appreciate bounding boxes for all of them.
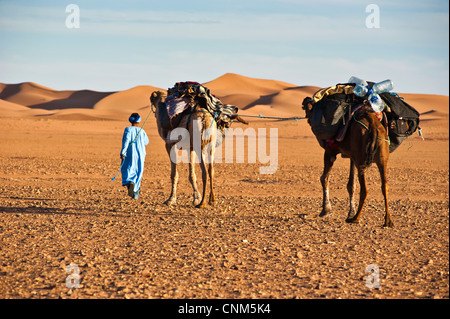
[0,0,448,95]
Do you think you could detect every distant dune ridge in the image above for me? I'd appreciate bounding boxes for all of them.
[0,73,448,121]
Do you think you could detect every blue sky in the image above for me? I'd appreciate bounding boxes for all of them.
[0,0,448,95]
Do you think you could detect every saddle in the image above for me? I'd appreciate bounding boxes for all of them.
[163,81,240,130]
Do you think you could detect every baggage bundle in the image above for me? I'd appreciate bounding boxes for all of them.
[165,81,238,128]
[154,81,241,134]
[308,79,421,153]
[378,90,421,152]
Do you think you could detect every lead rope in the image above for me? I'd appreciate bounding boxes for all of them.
[238,114,306,120]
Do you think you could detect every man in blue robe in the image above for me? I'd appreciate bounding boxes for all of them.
[120,113,149,199]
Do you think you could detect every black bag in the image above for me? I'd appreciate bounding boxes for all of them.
[379,92,420,153]
[310,93,352,140]
[310,82,420,153]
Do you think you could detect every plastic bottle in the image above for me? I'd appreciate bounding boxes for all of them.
[348,76,366,85]
[368,79,394,112]
[348,76,369,97]
[372,79,394,94]
[353,84,369,97]
[368,92,385,112]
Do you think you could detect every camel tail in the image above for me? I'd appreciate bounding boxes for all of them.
[365,114,380,167]
[236,116,249,125]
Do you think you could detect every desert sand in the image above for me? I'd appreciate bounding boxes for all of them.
[0,73,448,299]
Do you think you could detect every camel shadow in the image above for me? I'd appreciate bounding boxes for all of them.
[0,205,76,216]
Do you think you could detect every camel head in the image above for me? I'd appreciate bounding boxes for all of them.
[150,91,167,108]
[302,97,314,125]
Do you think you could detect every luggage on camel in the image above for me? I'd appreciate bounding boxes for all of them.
[309,84,358,141]
[378,90,420,152]
[307,81,421,153]
[157,81,240,131]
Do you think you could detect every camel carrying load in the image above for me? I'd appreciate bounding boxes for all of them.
[301,77,421,227]
[152,81,246,142]
[150,82,247,208]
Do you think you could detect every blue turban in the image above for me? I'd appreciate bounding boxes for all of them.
[129,114,141,123]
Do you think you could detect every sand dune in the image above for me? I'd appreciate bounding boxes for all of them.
[399,93,449,120]
[93,85,162,112]
[203,73,320,116]
[0,73,448,122]
[0,82,113,110]
[204,72,296,96]
[0,99,30,112]
[0,82,162,121]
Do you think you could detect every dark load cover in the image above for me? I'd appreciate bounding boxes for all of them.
[379,91,420,152]
[310,92,353,141]
[309,82,420,153]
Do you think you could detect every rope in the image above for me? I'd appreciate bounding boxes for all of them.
[353,113,390,144]
[388,92,405,101]
[204,112,214,138]
[353,114,369,131]
[238,114,306,121]
[194,109,306,121]
[150,102,156,114]
[111,107,152,181]
[377,136,390,144]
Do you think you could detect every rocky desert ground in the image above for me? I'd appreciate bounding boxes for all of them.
[0,74,448,301]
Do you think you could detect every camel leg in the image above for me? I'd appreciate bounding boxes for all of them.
[319,151,336,217]
[205,124,216,206]
[189,150,202,206]
[165,143,178,206]
[196,150,208,208]
[346,159,357,219]
[346,168,367,224]
[377,160,393,227]
[208,161,215,205]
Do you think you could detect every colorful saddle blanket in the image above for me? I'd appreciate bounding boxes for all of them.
[165,96,191,119]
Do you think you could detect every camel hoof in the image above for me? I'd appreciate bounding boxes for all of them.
[195,202,206,209]
[193,194,202,206]
[345,217,359,224]
[319,209,331,217]
[347,210,356,220]
[164,199,176,206]
[193,199,201,206]
[383,220,394,228]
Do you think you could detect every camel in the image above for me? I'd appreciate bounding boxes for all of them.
[302,97,393,227]
[150,90,247,208]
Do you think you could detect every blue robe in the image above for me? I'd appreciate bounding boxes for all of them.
[120,126,149,193]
